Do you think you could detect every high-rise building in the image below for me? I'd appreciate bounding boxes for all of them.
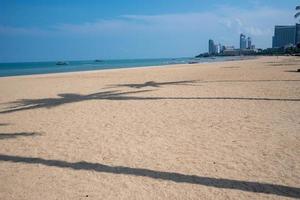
[296,23,300,45]
[240,34,247,49]
[221,45,226,52]
[209,39,215,54]
[214,43,221,54]
[247,37,252,49]
[272,25,296,48]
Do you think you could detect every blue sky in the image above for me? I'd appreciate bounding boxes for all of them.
[0,0,299,62]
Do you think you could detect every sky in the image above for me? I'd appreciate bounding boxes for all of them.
[0,0,299,62]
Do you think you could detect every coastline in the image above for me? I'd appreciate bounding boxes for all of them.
[0,56,258,79]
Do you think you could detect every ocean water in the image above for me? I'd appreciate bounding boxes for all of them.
[0,57,245,77]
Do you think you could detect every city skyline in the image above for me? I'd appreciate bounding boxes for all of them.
[0,0,299,62]
[206,33,256,57]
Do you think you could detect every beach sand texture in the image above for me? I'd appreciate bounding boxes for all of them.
[0,56,299,199]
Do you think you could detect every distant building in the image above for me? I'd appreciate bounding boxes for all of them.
[296,24,300,45]
[208,40,215,54]
[209,39,215,54]
[272,25,296,48]
[224,46,235,50]
[222,48,256,56]
[221,45,226,53]
[208,39,224,54]
[223,49,240,56]
[214,43,221,54]
[206,35,256,56]
[240,34,247,49]
[247,37,252,49]
[240,49,256,55]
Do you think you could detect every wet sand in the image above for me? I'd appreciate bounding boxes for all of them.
[0,56,299,199]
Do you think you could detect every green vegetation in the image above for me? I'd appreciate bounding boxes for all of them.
[295,6,300,20]
[255,45,300,56]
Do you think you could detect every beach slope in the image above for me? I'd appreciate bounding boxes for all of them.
[0,56,299,199]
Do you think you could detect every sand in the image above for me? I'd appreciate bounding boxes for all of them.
[0,56,299,199]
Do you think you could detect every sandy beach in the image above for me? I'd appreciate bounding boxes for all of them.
[0,56,299,199]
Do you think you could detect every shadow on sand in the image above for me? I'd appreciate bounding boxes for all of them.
[0,90,152,114]
[0,154,299,198]
[201,79,300,83]
[222,66,241,69]
[269,63,300,66]
[0,132,40,140]
[106,80,199,89]
[0,123,10,126]
[0,89,300,114]
[108,79,300,89]
[285,70,300,73]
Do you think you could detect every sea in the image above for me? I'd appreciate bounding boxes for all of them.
[0,56,246,77]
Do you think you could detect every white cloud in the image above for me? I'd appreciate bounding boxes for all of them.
[218,6,294,37]
[53,12,220,35]
[0,25,49,36]
[0,5,296,49]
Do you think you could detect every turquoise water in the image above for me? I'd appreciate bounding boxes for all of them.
[0,57,244,77]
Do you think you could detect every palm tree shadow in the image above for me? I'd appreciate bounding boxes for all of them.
[0,132,41,140]
[0,154,299,198]
[106,80,200,89]
[0,90,153,114]
[107,79,300,89]
[269,63,299,66]
[200,80,300,84]
[1,89,300,114]
[0,123,10,126]
[285,70,300,73]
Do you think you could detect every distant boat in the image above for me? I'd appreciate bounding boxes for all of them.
[167,61,178,64]
[94,59,103,62]
[56,61,69,65]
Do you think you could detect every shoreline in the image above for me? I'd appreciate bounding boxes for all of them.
[0,56,262,79]
[0,56,260,79]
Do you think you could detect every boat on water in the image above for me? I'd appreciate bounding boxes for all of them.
[188,61,199,64]
[56,61,69,65]
[94,59,103,62]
